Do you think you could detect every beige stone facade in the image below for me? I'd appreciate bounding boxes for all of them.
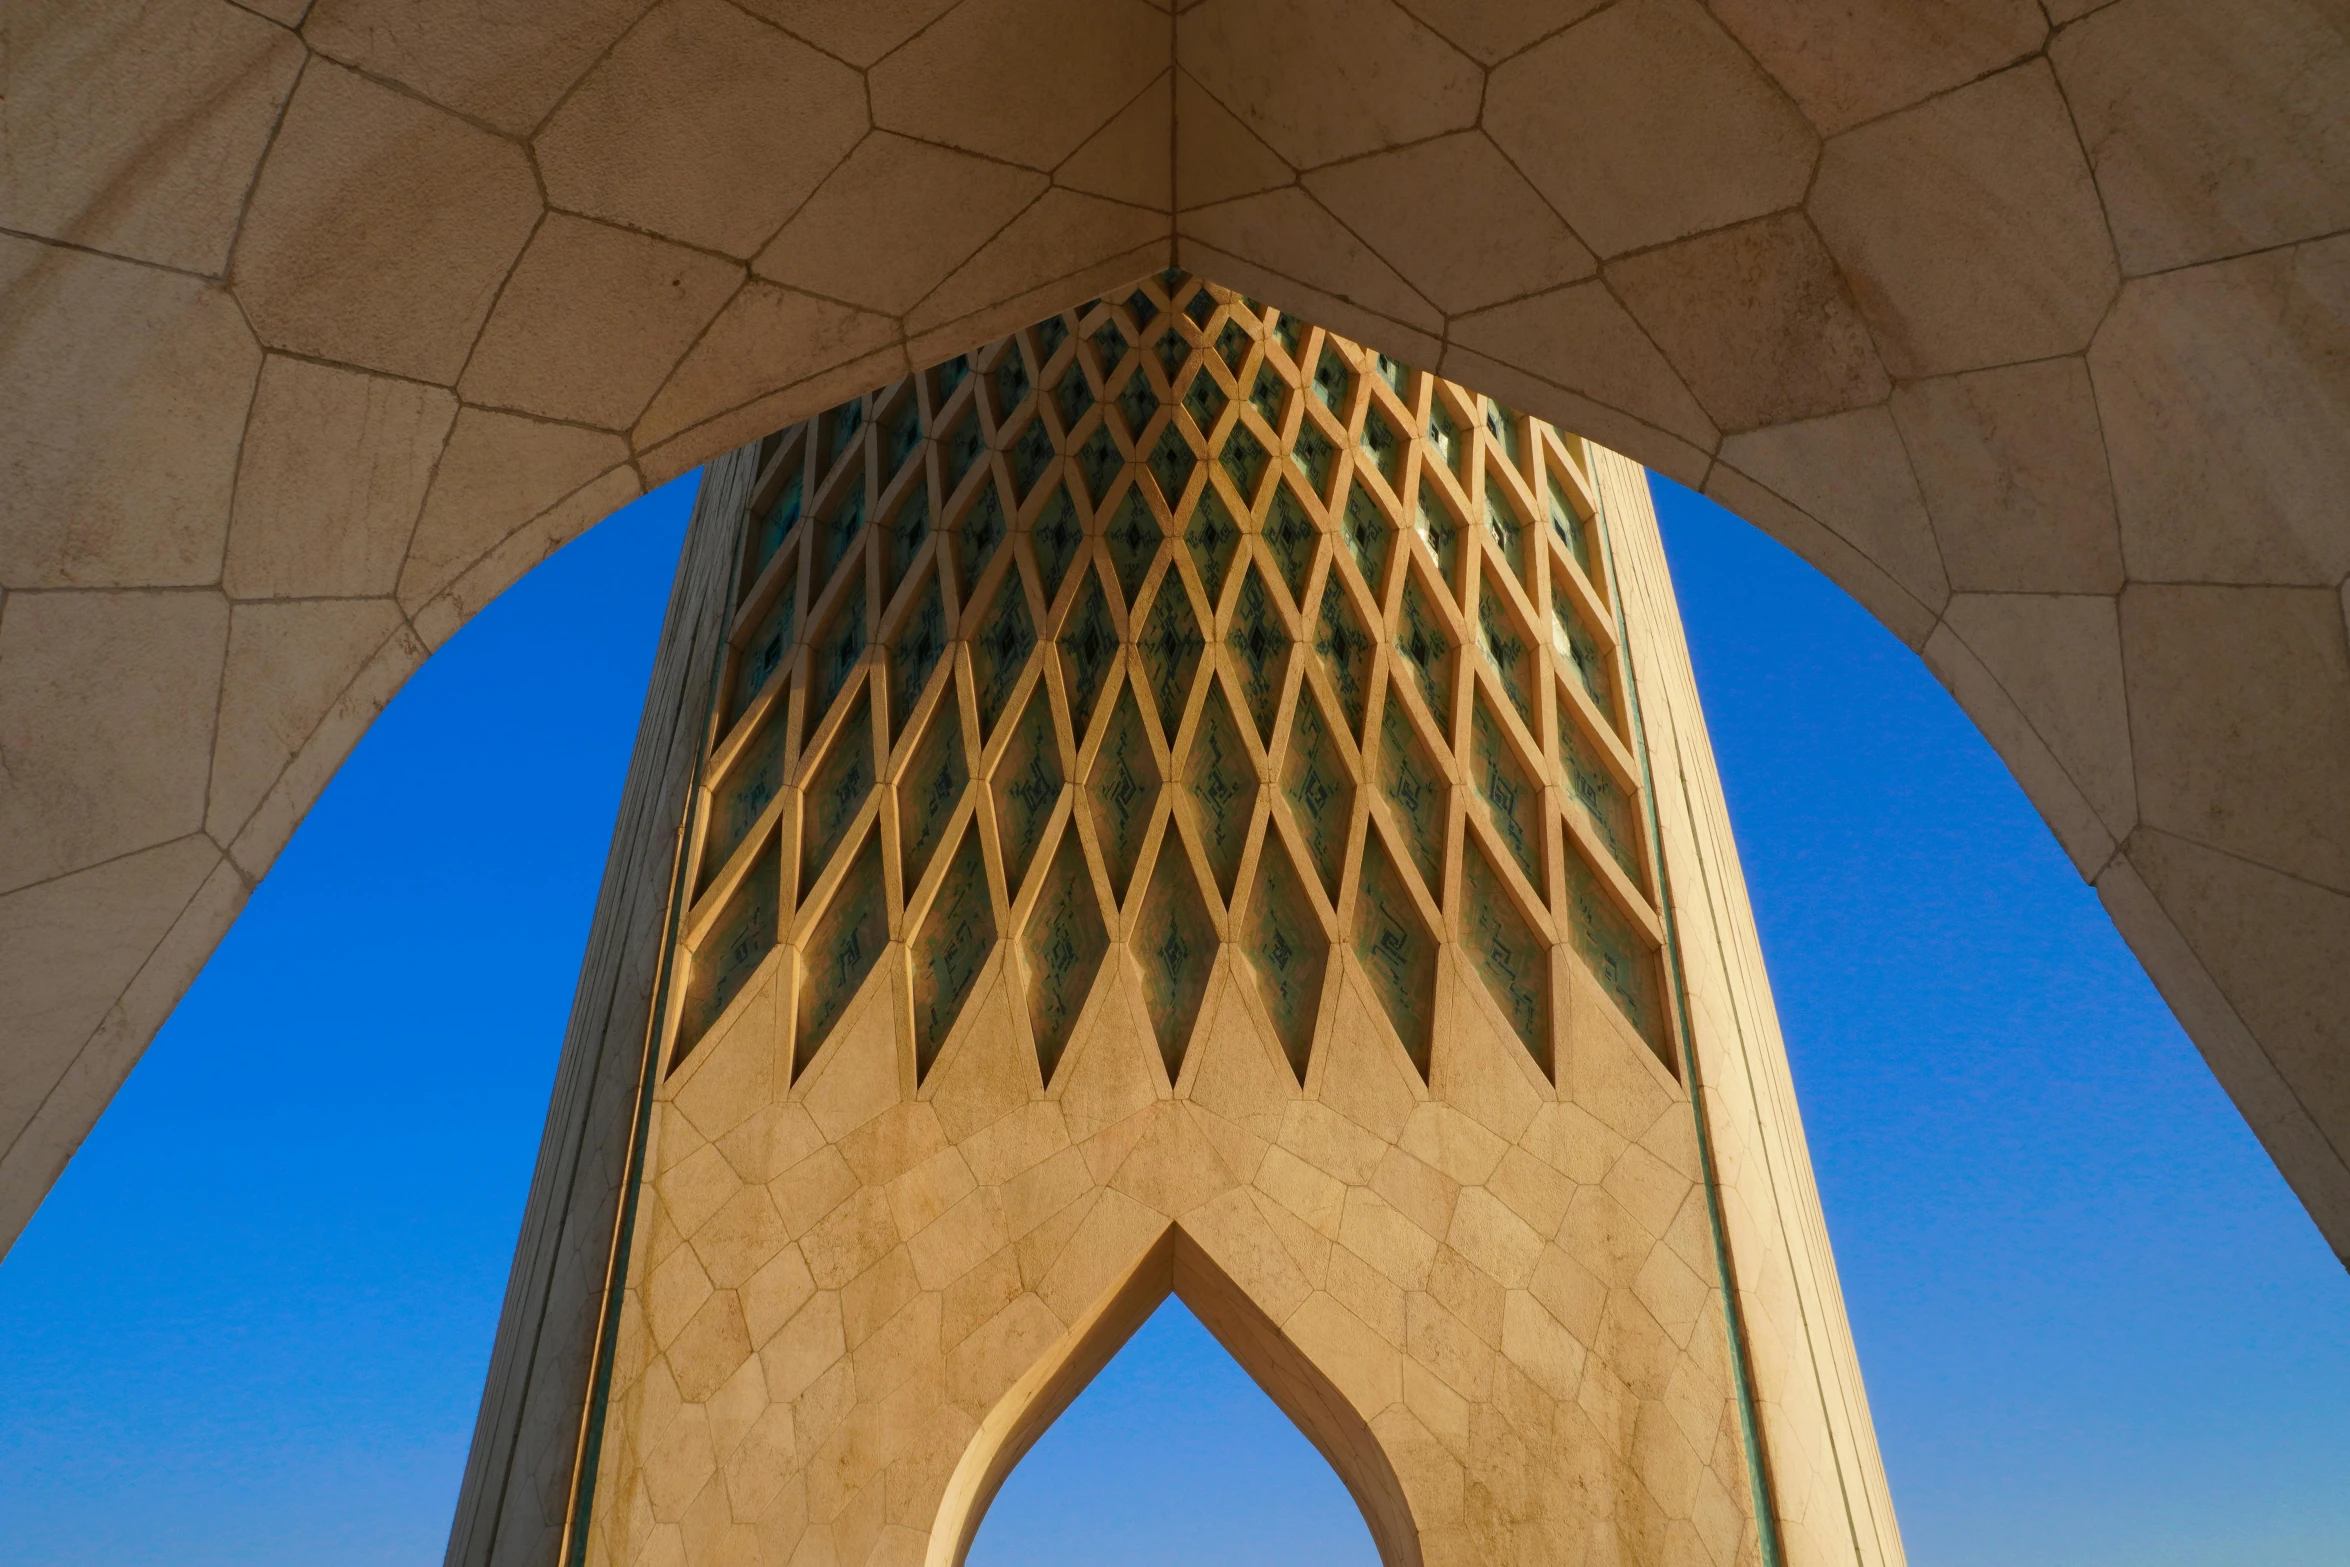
[5,4,2345,1290]
[491,278,1900,1567]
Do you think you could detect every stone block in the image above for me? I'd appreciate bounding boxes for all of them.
[1,0,301,273]
[225,358,456,600]
[1809,61,2117,378]
[234,61,540,383]
[304,0,655,137]
[1608,214,1889,434]
[1485,0,1816,258]
[870,0,1166,170]
[1711,0,2045,136]
[534,0,865,258]
[0,239,256,590]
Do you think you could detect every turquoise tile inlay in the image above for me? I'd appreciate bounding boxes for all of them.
[1138,577,1203,741]
[799,693,873,898]
[1358,403,1402,489]
[1035,312,1069,363]
[1117,366,1155,444]
[749,469,802,582]
[1246,831,1327,1082]
[1483,479,1529,586]
[1153,326,1185,381]
[1395,576,1454,722]
[911,826,995,1081]
[1135,837,1215,1080]
[1295,419,1337,499]
[934,353,969,400]
[1220,419,1269,502]
[817,483,864,590]
[1182,364,1228,434]
[1312,580,1375,742]
[811,590,865,724]
[1564,837,1661,1048]
[1558,685,1640,884]
[1091,318,1126,376]
[1029,484,1082,600]
[991,686,1063,897]
[704,708,788,891]
[1085,685,1161,904]
[1009,415,1054,500]
[884,488,929,597]
[967,572,1033,741]
[1427,399,1461,475]
[1273,310,1303,360]
[1378,697,1447,896]
[1226,565,1290,746]
[680,837,778,1057]
[943,406,985,497]
[1413,477,1463,592]
[1353,827,1435,1080]
[1059,571,1118,738]
[795,832,886,1076]
[1185,484,1242,601]
[1374,353,1408,398]
[992,345,1030,421]
[887,572,946,743]
[1023,831,1106,1084]
[1311,344,1350,414]
[1187,680,1254,903]
[954,479,1006,595]
[1484,398,1522,470]
[1057,360,1095,429]
[885,397,922,483]
[1477,586,1536,728]
[1076,423,1120,506]
[897,697,968,893]
[1102,488,1160,607]
[1148,423,1197,505]
[1470,697,1543,895]
[1182,284,1214,329]
[1548,472,1594,577]
[1280,689,1352,899]
[1249,362,1284,426]
[729,573,796,730]
[1265,482,1316,606]
[1216,317,1251,375]
[1463,835,1549,1071]
[1552,585,1617,729]
[1340,484,1393,597]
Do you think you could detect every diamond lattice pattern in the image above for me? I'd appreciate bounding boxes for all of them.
[674,271,1671,1087]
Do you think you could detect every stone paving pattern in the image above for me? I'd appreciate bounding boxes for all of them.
[584,281,1785,1566]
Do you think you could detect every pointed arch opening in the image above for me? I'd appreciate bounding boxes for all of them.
[930,1225,1421,1567]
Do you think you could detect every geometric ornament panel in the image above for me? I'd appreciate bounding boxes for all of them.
[673,269,1672,1089]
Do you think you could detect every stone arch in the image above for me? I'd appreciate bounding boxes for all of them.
[4,0,2344,1286]
[930,1223,1419,1567]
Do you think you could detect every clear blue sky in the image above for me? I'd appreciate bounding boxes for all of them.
[1,470,2343,1567]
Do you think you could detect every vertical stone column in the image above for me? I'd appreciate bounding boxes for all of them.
[463,270,1901,1567]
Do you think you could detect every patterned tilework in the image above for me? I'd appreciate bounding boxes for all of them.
[795,832,886,1075]
[679,838,777,1052]
[897,701,967,894]
[798,694,873,900]
[1085,688,1160,905]
[1462,835,1552,1072]
[702,706,788,893]
[909,826,995,1080]
[991,686,1063,897]
[677,271,1666,1089]
[1226,565,1289,746]
[1280,689,1352,900]
[1245,831,1327,1081]
[1135,841,1215,1080]
[1023,831,1106,1084]
[1187,680,1255,905]
[1354,827,1437,1080]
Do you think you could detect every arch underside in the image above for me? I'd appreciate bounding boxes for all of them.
[7,1,2342,1276]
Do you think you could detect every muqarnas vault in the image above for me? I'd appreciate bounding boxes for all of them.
[551,273,1896,1567]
